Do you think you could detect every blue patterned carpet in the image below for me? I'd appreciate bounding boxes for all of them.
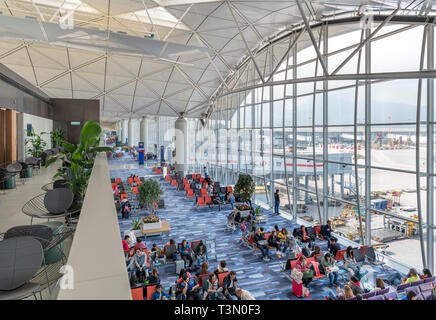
[110,161,402,300]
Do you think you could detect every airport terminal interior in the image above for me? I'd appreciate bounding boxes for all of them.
[1,0,436,302]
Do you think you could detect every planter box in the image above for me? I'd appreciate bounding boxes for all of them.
[131,229,143,238]
[142,220,162,231]
[237,210,251,217]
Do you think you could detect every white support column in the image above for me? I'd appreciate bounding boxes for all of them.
[140,116,148,151]
[174,116,188,174]
[128,118,134,147]
[121,119,128,145]
[117,121,122,142]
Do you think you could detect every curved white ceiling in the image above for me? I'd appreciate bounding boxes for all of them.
[0,0,430,121]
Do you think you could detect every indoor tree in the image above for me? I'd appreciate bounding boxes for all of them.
[234,174,255,203]
[138,178,163,215]
[45,120,112,201]
[25,128,47,158]
[51,128,65,148]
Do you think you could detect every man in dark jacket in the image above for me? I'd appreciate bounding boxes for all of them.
[329,237,341,259]
[222,271,238,300]
[253,228,272,261]
[321,220,337,248]
[194,241,207,265]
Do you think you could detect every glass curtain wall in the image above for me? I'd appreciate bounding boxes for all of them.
[189,19,436,273]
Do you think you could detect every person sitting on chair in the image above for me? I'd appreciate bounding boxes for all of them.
[195,240,208,266]
[329,237,341,258]
[179,240,193,269]
[268,230,282,258]
[321,220,337,248]
[296,255,314,286]
[321,252,339,287]
[179,273,202,300]
[296,225,313,249]
[222,271,238,300]
[253,228,272,261]
[148,268,160,284]
[134,248,149,283]
[151,284,170,300]
[204,273,225,300]
[215,260,229,275]
[278,228,291,254]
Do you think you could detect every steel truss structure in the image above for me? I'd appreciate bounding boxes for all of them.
[189,10,436,273]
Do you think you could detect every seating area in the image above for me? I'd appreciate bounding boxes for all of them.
[111,166,432,301]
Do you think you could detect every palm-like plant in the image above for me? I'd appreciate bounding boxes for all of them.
[45,120,112,201]
[25,128,47,158]
[51,128,65,148]
[138,179,163,215]
[234,174,255,202]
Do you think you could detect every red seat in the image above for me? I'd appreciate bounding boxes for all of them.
[227,186,233,193]
[165,175,171,181]
[199,178,204,183]
[198,273,213,287]
[157,169,162,174]
[205,196,212,205]
[120,193,128,201]
[146,284,157,300]
[132,187,138,194]
[152,167,157,172]
[316,225,327,240]
[111,183,117,190]
[131,287,143,300]
[182,179,188,184]
[186,189,194,198]
[200,188,207,196]
[134,177,140,183]
[217,272,230,287]
[128,177,133,185]
[167,169,171,174]
[116,178,122,184]
[171,179,177,186]
[360,245,369,255]
[335,249,347,261]
[197,197,205,206]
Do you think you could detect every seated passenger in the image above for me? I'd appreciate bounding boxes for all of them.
[179,239,193,269]
[296,255,314,286]
[151,284,170,300]
[328,237,341,258]
[204,273,225,300]
[222,271,238,300]
[310,245,321,257]
[320,220,337,248]
[253,228,272,261]
[134,248,149,282]
[321,253,339,287]
[235,287,255,300]
[374,278,386,291]
[126,248,136,282]
[197,261,209,278]
[343,246,358,277]
[387,268,420,286]
[215,260,229,274]
[278,228,291,254]
[122,235,130,256]
[421,268,433,280]
[195,240,208,265]
[268,230,282,258]
[148,268,160,284]
[348,276,364,296]
[179,273,202,300]
[133,238,146,250]
[296,225,313,249]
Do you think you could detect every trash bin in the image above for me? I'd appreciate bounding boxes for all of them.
[1,175,16,189]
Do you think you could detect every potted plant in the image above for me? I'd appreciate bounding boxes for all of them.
[142,215,161,231]
[51,128,65,148]
[25,128,47,158]
[137,178,163,216]
[234,173,255,205]
[45,120,112,202]
[130,217,143,237]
